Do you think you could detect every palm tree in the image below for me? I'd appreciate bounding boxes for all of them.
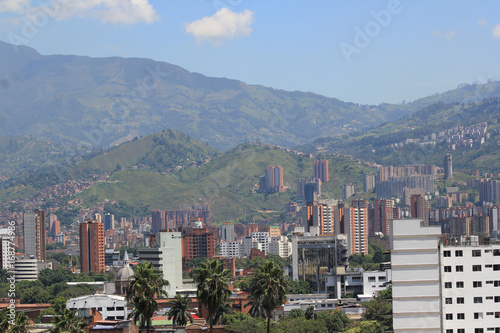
[127,261,169,333]
[10,311,30,333]
[244,295,266,319]
[212,300,234,325]
[167,294,196,327]
[52,308,87,333]
[192,259,231,333]
[251,260,288,333]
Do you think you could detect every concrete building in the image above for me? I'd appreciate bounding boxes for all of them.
[23,210,46,262]
[220,222,235,242]
[313,159,329,182]
[363,174,376,192]
[344,207,368,255]
[220,240,242,258]
[104,213,114,231]
[390,219,442,332]
[14,256,38,282]
[444,153,453,180]
[376,175,434,199]
[410,194,429,226]
[342,184,355,200]
[269,236,292,258]
[138,230,183,295]
[0,229,13,270]
[292,234,336,294]
[79,220,105,274]
[265,166,285,193]
[181,226,216,264]
[67,294,127,321]
[374,199,394,236]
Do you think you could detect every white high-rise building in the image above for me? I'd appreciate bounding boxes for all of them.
[269,236,292,258]
[220,240,242,258]
[220,223,235,242]
[138,230,183,295]
[391,219,500,333]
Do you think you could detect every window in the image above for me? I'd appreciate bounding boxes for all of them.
[496,312,500,318]
[368,277,376,282]
[456,281,464,288]
[116,307,124,311]
[457,297,465,304]
[487,312,494,315]
[487,281,494,285]
[486,264,493,268]
[487,296,494,300]
[379,276,386,281]
[458,330,465,333]
[447,330,453,333]
[444,250,451,257]
[473,265,482,271]
[474,281,483,288]
[455,250,463,256]
[456,265,464,272]
[98,307,102,311]
[457,313,465,320]
[474,297,483,303]
[494,265,500,271]
[495,281,500,287]
[445,282,452,288]
[495,296,500,303]
[444,266,452,272]
[446,313,453,320]
[494,249,500,256]
[445,298,453,304]
[475,329,484,333]
[475,312,483,319]
[107,307,114,311]
[473,249,482,257]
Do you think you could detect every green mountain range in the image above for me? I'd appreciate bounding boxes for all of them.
[299,98,500,172]
[2,40,500,153]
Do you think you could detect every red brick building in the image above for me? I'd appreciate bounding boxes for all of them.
[181,227,216,265]
[79,220,105,274]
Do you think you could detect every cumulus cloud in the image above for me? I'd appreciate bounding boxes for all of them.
[493,24,500,38]
[185,8,254,45]
[431,30,456,39]
[0,0,159,25]
[0,0,30,14]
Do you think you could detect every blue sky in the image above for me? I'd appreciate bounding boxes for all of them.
[0,0,499,105]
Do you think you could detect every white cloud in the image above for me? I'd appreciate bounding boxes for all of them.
[493,24,500,38]
[185,8,254,45]
[0,0,159,25]
[0,0,30,14]
[431,30,456,39]
[478,18,488,26]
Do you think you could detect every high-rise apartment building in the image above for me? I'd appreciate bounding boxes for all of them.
[104,213,115,231]
[220,222,235,242]
[344,206,368,255]
[391,218,500,332]
[23,210,46,262]
[342,184,355,200]
[79,220,105,274]
[444,153,453,180]
[374,199,394,236]
[410,194,429,226]
[363,173,376,192]
[181,227,216,264]
[265,166,284,193]
[151,204,211,233]
[313,159,329,182]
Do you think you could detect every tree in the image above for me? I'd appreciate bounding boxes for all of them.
[317,310,352,332]
[287,308,304,319]
[212,300,234,325]
[304,306,317,320]
[52,308,87,333]
[192,259,231,333]
[245,295,266,319]
[167,294,196,327]
[127,262,169,333]
[251,260,289,333]
[361,286,392,331]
